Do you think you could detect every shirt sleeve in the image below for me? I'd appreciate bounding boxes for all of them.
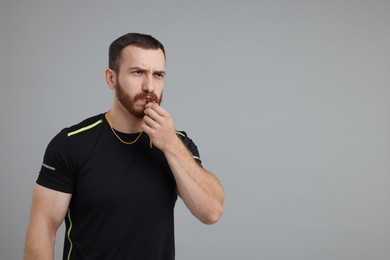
[176,131,202,166]
[36,129,75,194]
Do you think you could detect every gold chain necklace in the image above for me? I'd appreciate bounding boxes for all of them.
[105,112,143,145]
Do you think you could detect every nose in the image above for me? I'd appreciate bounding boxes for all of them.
[142,74,154,93]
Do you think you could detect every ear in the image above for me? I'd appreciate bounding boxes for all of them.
[104,68,116,89]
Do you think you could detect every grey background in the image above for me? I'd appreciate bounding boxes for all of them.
[1,1,389,259]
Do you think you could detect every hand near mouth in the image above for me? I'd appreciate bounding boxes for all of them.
[142,102,177,151]
[145,98,156,104]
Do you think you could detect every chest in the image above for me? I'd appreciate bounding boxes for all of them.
[70,138,176,207]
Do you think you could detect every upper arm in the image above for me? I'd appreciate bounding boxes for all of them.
[28,184,72,234]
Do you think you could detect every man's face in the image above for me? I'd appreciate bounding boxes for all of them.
[114,45,166,118]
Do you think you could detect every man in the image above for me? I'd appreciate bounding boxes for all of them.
[24,32,224,260]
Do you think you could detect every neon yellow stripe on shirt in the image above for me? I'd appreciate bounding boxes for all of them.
[175,131,185,137]
[67,209,73,260]
[67,119,103,137]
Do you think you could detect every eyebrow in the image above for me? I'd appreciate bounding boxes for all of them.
[129,66,166,75]
[154,70,166,76]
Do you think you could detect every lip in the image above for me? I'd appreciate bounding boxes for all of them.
[143,97,156,103]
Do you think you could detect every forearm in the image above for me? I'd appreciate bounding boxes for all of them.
[163,137,224,224]
[24,223,55,260]
[141,103,224,223]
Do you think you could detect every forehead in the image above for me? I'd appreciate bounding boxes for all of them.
[119,45,165,70]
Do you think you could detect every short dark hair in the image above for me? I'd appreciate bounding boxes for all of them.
[108,32,166,72]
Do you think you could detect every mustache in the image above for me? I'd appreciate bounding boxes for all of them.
[134,92,159,103]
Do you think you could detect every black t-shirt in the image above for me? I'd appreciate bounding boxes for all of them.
[37,113,201,260]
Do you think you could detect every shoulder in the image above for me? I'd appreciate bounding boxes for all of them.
[66,114,105,138]
[175,130,202,165]
[47,114,105,151]
[175,130,187,139]
[175,130,192,145]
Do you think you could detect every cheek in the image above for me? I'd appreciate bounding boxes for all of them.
[155,80,165,92]
[118,78,139,92]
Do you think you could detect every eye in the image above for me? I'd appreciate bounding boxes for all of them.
[154,73,165,79]
[132,70,143,76]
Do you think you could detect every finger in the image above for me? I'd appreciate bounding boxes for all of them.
[141,120,153,134]
[143,114,158,128]
[144,102,159,110]
[144,107,161,123]
[145,103,168,117]
[141,117,154,136]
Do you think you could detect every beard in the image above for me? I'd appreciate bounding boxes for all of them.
[115,82,162,119]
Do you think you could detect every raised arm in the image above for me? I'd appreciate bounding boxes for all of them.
[164,137,224,224]
[142,103,224,224]
[24,184,71,260]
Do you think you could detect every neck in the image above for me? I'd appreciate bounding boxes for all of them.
[106,107,143,134]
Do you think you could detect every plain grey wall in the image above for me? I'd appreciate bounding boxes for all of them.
[1,1,389,259]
